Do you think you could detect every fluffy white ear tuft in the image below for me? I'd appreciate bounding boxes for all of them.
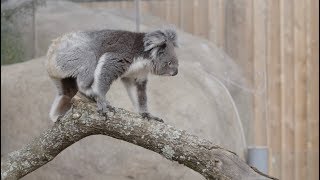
[162,28,178,47]
[143,28,178,51]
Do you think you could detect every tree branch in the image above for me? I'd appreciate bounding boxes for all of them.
[1,93,277,180]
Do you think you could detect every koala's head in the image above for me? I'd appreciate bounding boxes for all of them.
[143,29,179,76]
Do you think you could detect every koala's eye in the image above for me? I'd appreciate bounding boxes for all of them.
[160,43,167,49]
[167,61,172,66]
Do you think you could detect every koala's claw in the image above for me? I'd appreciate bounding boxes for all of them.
[106,105,116,113]
[97,109,107,116]
[141,113,164,123]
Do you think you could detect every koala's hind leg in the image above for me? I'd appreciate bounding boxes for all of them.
[49,77,78,122]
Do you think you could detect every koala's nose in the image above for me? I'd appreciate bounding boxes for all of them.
[171,69,178,76]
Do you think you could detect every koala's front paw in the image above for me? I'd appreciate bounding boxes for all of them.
[140,112,164,123]
[97,100,115,116]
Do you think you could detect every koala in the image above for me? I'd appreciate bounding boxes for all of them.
[45,28,179,123]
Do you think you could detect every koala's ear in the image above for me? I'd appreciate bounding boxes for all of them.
[143,29,178,51]
[162,29,178,47]
[143,30,166,51]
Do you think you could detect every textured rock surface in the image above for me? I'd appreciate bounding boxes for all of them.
[1,1,250,180]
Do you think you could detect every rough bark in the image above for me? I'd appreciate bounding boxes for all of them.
[1,94,277,180]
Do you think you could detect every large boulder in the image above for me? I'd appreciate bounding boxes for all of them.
[1,1,249,179]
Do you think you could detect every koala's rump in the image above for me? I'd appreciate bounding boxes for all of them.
[46,32,98,79]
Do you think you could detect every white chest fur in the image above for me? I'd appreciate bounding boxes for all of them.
[122,57,151,81]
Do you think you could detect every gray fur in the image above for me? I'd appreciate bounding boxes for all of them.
[45,29,179,122]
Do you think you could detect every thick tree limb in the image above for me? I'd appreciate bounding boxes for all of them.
[1,94,277,180]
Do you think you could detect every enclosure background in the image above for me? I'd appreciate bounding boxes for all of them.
[1,0,319,180]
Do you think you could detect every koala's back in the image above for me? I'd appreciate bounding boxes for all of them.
[45,30,141,79]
